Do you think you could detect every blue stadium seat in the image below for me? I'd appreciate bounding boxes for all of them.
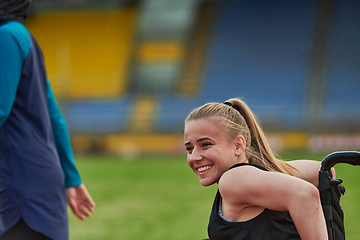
[154,96,205,132]
[63,95,132,133]
[155,0,316,131]
[201,0,316,129]
[323,0,360,118]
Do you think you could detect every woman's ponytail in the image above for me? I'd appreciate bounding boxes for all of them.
[226,98,297,176]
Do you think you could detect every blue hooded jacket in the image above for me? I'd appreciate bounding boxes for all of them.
[0,1,81,239]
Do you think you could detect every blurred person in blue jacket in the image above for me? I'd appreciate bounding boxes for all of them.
[0,0,95,239]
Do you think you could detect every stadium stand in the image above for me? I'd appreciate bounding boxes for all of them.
[154,96,205,132]
[27,7,138,135]
[323,0,360,123]
[64,96,132,133]
[26,0,360,153]
[27,7,136,99]
[155,0,317,131]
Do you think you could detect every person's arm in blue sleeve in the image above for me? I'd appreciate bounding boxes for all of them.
[46,80,95,220]
[46,80,82,188]
[0,22,29,127]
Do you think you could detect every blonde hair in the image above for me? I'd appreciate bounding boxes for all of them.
[184,98,297,176]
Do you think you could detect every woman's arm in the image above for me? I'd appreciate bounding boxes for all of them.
[46,80,82,188]
[46,81,95,219]
[288,160,336,187]
[0,22,30,127]
[219,165,328,240]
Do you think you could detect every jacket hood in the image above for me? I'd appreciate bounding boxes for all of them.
[0,0,32,25]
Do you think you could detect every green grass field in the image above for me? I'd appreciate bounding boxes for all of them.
[68,151,360,240]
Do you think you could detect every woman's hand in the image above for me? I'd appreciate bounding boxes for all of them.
[66,184,95,220]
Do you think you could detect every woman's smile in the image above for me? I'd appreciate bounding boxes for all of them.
[197,165,213,174]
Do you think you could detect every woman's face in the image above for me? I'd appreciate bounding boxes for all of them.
[184,117,245,186]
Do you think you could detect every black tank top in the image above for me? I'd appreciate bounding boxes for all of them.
[208,163,301,240]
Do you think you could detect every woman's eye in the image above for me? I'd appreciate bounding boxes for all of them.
[202,142,212,148]
[186,147,193,152]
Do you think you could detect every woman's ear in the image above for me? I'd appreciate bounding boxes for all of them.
[235,135,246,156]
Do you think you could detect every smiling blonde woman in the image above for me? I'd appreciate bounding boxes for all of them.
[184,98,329,240]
